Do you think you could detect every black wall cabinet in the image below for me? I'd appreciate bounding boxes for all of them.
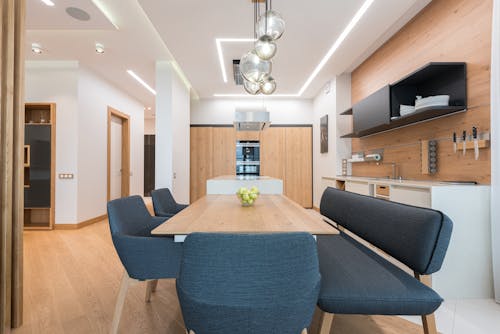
[342,62,467,138]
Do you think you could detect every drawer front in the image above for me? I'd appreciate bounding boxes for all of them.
[345,181,371,196]
[376,185,390,196]
[390,186,431,208]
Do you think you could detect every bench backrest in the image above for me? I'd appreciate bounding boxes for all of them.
[320,187,453,275]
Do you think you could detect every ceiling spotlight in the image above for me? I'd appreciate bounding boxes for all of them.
[40,0,55,6]
[95,43,105,54]
[147,107,152,110]
[31,43,43,54]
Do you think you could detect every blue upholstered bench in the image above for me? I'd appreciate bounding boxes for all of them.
[316,187,453,334]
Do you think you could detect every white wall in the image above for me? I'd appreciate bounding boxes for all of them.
[77,68,145,222]
[312,75,352,207]
[25,61,79,225]
[191,98,313,125]
[144,118,155,135]
[491,0,500,303]
[26,61,145,225]
[155,62,190,204]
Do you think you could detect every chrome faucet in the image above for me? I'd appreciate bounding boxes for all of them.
[376,162,398,179]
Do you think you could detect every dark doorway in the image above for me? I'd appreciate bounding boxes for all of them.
[144,135,155,196]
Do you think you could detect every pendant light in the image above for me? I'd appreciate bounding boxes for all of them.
[243,79,261,95]
[257,10,285,40]
[240,50,272,83]
[240,0,284,95]
[260,75,277,95]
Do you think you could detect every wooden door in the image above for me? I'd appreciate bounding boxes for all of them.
[190,127,213,203]
[284,127,313,208]
[212,127,236,177]
[260,127,285,179]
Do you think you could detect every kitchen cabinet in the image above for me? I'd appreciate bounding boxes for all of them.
[213,127,236,177]
[260,127,285,180]
[190,127,213,203]
[283,127,312,208]
[190,125,313,208]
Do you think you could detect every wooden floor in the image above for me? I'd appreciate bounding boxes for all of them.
[13,220,427,334]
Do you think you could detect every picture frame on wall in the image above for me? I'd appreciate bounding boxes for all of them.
[320,115,328,153]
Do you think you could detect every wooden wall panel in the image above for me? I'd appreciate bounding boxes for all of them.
[284,127,313,208]
[212,127,236,177]
[0,0,25,330]
[190,127,213,203]
[350,0,492,184]
[260,127,286,180]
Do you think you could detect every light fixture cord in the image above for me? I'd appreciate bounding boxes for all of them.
[254,1,257,39]
[265,0,268,35]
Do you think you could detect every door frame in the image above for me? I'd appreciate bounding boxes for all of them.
[107,107,130,201]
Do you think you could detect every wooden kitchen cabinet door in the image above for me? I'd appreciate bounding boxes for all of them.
[260,127,285,180]
[236,131,260,141]
[284,127,313,208]
[190,127,213,203]
[212,127,236,177]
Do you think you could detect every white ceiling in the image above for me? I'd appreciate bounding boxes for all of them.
[138,0,431,98]
[26,0,431,118]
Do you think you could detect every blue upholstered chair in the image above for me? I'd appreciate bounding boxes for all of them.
[176,233,321,334]
[151,188,188,217]
[107,195,183,334]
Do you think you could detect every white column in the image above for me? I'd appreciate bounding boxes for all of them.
[155,62,190,203]
[491,0,500,303]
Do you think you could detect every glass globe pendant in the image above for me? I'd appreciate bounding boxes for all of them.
[240,50,272,83]
[243,79,261,95]
[255,35,277,60]
[260,75,277,95]
[257,10,285,40]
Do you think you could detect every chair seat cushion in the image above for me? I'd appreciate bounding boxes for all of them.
[317,234,443,315]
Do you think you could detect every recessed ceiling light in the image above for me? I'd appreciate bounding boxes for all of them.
[66,7,91,21]
[95,43,105,54]
[127,70,156,95]
[147,107,152,110]
[214,0,375,97]
[40,0,55,6]
[31,43,43,54]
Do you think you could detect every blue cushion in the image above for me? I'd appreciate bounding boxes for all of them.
[320,187,453,274]
[317,234,443,315]
[176,233,320,334]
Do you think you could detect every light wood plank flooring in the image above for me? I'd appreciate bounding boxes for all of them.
[14,220,426,334]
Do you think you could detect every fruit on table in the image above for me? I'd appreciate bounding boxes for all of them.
[236,186,260,206]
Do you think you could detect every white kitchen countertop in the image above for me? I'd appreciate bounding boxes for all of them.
[323,175,479,189]
[207,175,283,194]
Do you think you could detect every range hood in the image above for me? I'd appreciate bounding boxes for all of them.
[233,109,271,131]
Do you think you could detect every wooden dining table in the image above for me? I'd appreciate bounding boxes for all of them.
[151,194,339,242]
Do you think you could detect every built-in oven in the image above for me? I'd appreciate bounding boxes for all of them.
[236,141,260,176]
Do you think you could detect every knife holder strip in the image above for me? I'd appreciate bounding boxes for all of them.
[459,139,490,150]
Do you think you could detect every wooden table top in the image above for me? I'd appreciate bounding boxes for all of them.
[151,194,338,236]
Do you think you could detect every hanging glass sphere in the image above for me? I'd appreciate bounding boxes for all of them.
[260,75,277,95]
[243,79,261,95]
[257,10,285,40]
[255,35,277,60]
[240,50,272,83]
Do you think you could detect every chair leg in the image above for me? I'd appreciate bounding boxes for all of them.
[414,272,438,334]
[422,313,438,334]
[145,280,155,302]
[151,279,158,292]
[318,310,334,334]
[111,271,135,334]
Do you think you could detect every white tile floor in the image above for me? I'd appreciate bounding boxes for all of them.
[401,299,500,334]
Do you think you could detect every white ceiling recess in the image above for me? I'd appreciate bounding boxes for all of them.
[138,0,431,99]
[25,0,180,118]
